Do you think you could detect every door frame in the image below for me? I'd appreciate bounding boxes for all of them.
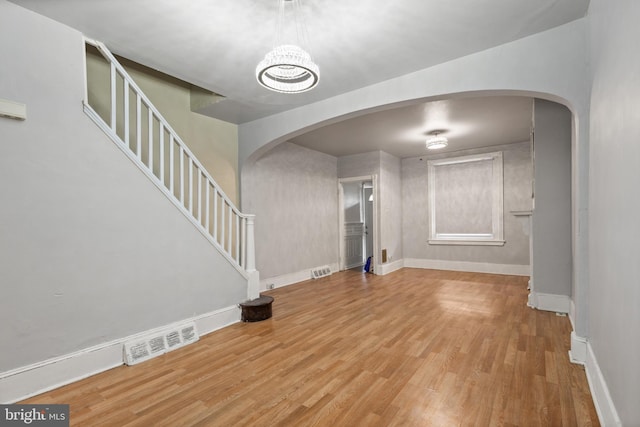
[362,183,374,264]
[338,175,380,274]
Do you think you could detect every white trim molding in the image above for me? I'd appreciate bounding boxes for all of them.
[404,258,529,276]
[260,263,340,291]
[529,291,571,313]
[569,331,587,365]
[338,175,380,275]
[0,305,240,404]
[379,259,404,276]
[569,300,577,330]
[428,239,505,246]
[0,98,27,120]
[428,151,504,246]
[527,290,538,308]
[585,343,622,426]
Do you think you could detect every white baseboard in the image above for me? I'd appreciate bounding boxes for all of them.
[192,305,241,336]
[260,262,340,291]
[527,291,538,308]
[569,331,587,365]
[585,342,622,426]
[403,258,530,276]
[379,259,404,275]
[0,343,124,405]
[529,291,571,313]
[0,305,240,404]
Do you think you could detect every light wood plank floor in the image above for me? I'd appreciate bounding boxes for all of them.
[23,269,599,426]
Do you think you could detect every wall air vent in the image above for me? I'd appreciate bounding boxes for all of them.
[123,322,199,365]
[311,265,332,279]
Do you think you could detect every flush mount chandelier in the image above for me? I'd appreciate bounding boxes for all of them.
[256,0,320,94]
[426,131,449,150]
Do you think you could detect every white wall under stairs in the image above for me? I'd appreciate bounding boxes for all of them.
[0,0,248,402]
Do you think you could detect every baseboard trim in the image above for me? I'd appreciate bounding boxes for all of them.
[569,331,587,365]
[403,258,530,276]
[0,305,240,404]
[529,291,571,313]
[585,342,622,426]
[379,259,404,275]
[192,305,241,336]
[260,263,340,291]
[527,290,537,308]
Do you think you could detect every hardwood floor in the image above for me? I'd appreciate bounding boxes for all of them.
[22,269,599,426]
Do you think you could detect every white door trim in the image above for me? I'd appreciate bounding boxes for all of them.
[338,175,380,274]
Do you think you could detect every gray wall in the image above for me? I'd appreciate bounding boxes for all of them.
[532,100,573,297]
[380,152,403,263]
[402,142,532,266]
[242,143,339,278]
[0,2,246,372]
[588,1,640,424]
[243,148,402,280]
[337,151,382,178]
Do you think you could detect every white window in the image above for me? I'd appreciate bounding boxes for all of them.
[428,151,504,245]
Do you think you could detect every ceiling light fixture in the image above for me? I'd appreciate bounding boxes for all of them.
[426,132,448,150]
[256,0,319,94]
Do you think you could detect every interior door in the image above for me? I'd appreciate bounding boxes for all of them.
[344,222,365,269]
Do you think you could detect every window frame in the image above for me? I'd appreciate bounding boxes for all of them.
[427,151,505,246]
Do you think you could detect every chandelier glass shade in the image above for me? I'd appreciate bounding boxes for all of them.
[426,134,448,150]
[256,45,320,93]
[256,0,319,93]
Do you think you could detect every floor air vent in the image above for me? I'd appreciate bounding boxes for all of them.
[123,322,199,365]
[311,265,332,279]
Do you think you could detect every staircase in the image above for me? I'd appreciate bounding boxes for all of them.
[82,39,259,300]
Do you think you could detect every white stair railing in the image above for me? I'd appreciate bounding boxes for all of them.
[82,39,258,295]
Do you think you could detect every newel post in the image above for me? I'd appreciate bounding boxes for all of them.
[245,215,260,300]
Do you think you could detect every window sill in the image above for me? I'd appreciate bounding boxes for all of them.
[428,239,506,246]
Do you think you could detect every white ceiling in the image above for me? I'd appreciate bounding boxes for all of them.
[10,1,584,159]
[289,96,533,158]
[11,0,589,125]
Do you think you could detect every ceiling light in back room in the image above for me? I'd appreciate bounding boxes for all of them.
[426,131,448,150]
